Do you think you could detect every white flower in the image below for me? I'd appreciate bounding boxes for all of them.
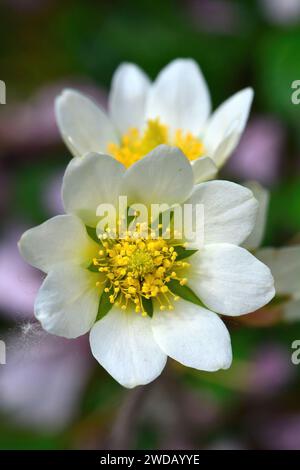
[55,59,253,183]
[244,182,300,322]
[19,147,274,388]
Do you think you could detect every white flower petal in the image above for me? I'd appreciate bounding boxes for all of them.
[243,182,270,250]
[35,265,100,338]
[122,145,193,207]
[191,156,218,183]
[89,309,167,388]
[146,59,211,134]
[189,243,275,316]
[108,62,151,135]
[204,88,253,167]
[62,152,125,227]
[55,89,118,158]
[18,215,98,273]
[152,301,232,371]
[256,246,300,297]
[184,180,258,246]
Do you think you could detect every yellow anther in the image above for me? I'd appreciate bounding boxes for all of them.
[108,118,204,167]
[92,224,194,315]
[160,286,169,293]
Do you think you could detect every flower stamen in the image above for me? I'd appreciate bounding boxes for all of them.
[108,118,205,167]
[93,225,189,314]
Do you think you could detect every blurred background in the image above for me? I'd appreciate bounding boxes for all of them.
[0,0,300,450]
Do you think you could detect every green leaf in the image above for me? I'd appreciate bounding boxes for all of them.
[86,226,100,244]
[167,279,205,308]
[96,285,114,320]
[142,297,154,318]
[174,246,198,260]
[87,263,99,273]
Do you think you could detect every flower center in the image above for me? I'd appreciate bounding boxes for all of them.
[108,119,205,167]
[93,226,190,315]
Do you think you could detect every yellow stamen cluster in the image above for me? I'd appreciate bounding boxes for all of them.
[108,119,205,167]
[93,227,190,316]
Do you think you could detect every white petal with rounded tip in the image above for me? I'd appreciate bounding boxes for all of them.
[18,215,98,273]
[55,89,118,158]
[121,145,193,207]
[256,246,300,297]
[243,182,269,250]
[204,88,253,167]
[35,265,100,339]
[184,180,258,246]
[146,59,211,134]
[188,243,275,316]
[152,301,232,371]
[62,152,125,227]
[89,309,167,388]
[191,156,218,183]
[108,63,151,135]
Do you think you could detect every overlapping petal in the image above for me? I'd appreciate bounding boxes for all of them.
[243,182,269,250]
[55,89,118,157]
[18,215,98,273]
[108,63,150,134]
[152,301,232,371]
[90,308,167,388]
[121,145,194,207]
[188,243,275,315]
[62,152,125,227]
[35,265,100,338]
[145,59,211,134]
[191,156,218,183]
[203,88,253,167]
[184,180,258,246]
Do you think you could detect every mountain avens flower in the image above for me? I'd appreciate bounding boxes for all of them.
[55,59,253,183]
[19,146,274,388]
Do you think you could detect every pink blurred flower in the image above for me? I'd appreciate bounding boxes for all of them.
[186,0,241,34]
[0,226,41,320]
[0,327,92,430]
[225,116,285,186]
[0,81,107,156]
[248,344,294,396]
[258,414,300,449]
[0,226,94,430]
